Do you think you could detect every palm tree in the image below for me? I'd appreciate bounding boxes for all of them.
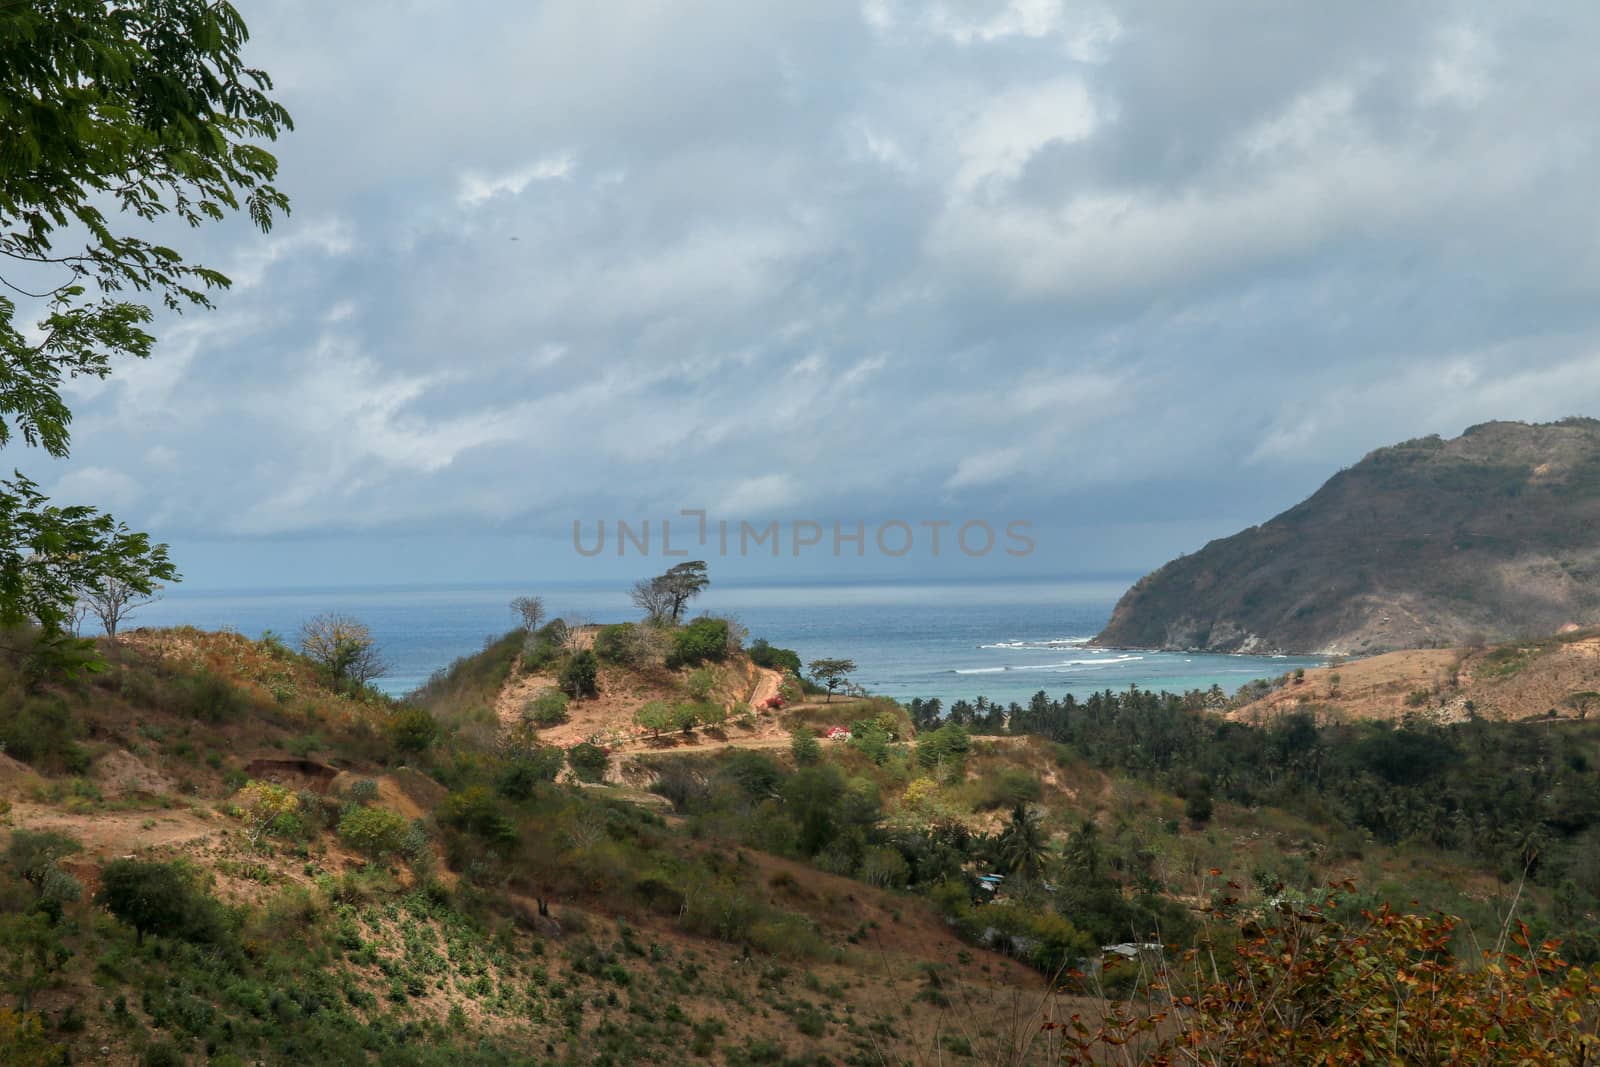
[996,804,1048,881]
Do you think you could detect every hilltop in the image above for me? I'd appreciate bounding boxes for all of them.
[3,611,1600,1063]
[1094,418,1600,655]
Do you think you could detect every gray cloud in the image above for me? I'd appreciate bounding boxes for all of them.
[39,0,1600,583]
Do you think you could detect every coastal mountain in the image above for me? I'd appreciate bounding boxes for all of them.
[1093,418,1600,655]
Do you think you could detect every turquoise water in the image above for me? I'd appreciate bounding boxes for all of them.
[125,577,1321,705]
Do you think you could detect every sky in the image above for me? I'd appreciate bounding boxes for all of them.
[30,0,1600,588]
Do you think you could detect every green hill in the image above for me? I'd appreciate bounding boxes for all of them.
[1094,418,1600,655]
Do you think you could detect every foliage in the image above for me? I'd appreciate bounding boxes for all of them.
[299,613,386,690]
[558,649,599,699]
[635,700,675,740]
[235,781,299,847]
[98,860,232,948]
[337,805,410,859]
[630,560,709,623]
[807,658,856,702]
[524,687,570,727]
[667,617,730,669]
[386,706,439,752]
[593,621,647,665]
[5,829,82,891]
[685,667,716,702]
[0,0,293,633]
[748,638,801,675]
[567,742,609,783]
[789,727,821,766]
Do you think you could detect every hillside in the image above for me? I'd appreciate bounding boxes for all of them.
[1094,418,1600,655]
[1230,626,1600,725]
[3,618,1600,1063]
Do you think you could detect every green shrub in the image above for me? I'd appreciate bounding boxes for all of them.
[685,667,716,702]
[667,617,729,668]
[971,769,1042,811]
[748,638,801,675]
[98,860,233,948]
[179,670,249,722]
[0,695,88,773]
[386,707,439,752]
[594,623,645,665]
[6,830,82,890]
[523,620,569,673]
[567,742,609,783]
[790,728,821,766]
[559,650,599,699]
[525,688,570,726]
[337,806,411,859]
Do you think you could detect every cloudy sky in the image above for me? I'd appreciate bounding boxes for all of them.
[37,0,1600,587]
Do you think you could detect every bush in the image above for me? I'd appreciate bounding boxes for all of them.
[790,728,821,766]
[593,623,646,665]
[98,860,232,948]
[0,695,88,773]
[567,742,610,783]
[179,671,249,722]
[386,707,439,753]
[523,619,569,673]
[496,747,564,798]
[971,769,1042,811]
[667,617,729,668]
[559,650,599,699]
[5,830,82,890]
[685,667,716,702]
[337,806,411,859]
[748,639,802,675]
[525,688,570,727]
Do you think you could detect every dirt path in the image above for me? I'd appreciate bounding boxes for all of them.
[4,802,219,856]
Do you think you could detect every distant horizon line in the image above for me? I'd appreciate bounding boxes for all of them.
[159,571,1144,598]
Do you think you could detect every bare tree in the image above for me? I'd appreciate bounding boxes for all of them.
[299,613,387,690]
[77,576,162,641]
[630,577,675,622]
[510,595,546,632]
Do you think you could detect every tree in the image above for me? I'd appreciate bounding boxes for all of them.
[510,595,545,633]
[524,688,569,726]
[995,804,1048,880]
[386,707,439,753]
[668,617,730,668]
[790,727,822,766]
[567,742,609,783]
[75,573,160,641]
[97,859,229,948]
[558,649,599,699]
[631,560,709,623]
[0,1,291,636]
[749,638,802,675]
[299,613,386,690]
[808,658,856,702]
[635,701,674,741]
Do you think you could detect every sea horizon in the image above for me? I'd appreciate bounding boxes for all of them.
[122,574,1320,706]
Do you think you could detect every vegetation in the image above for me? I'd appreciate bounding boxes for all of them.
[1097,419,1600,653]
[0,0,294,635]
[630,561,710,624]
[807,658,855,702]
[299,613,386,691]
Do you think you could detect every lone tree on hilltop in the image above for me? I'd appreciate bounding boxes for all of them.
[808,657,856,703]
[510,595,546,633]
[300,613,387,691]
[76,573,162,641]
[0,1,292,638]
[631,560,709,624]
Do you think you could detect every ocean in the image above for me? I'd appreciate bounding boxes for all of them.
[125,577,1321,705]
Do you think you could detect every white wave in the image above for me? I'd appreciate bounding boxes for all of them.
[952,655,1143,675]
[977,636,1093,650]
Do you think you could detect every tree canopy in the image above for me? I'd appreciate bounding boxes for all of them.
[0,1,292,634]
[630,560,709,623]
